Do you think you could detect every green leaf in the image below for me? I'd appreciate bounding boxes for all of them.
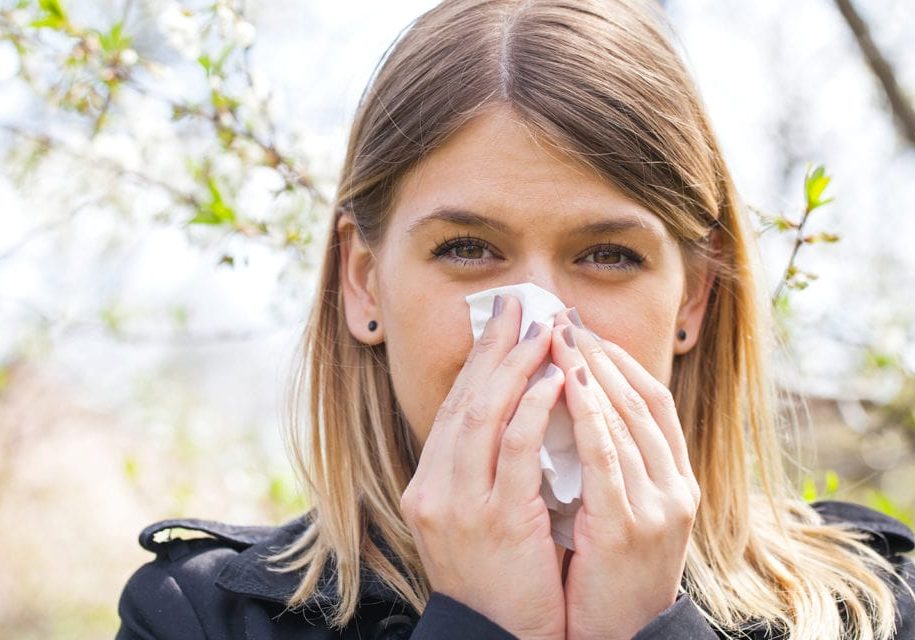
[773,216,798,231]
[100,306,124,333]
[803,231,840,244]
[866,350,900,370]
[867,490,913,527]
[188,176,237,225]
[99,21,131,53]
[805,164,834,211]
[773,292,791,315]
[30,15,66,29]
[39,0,66,20]
[123,456,139,482]
[802,475,818,501]
[824,470,840,496]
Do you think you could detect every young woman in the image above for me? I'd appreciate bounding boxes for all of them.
[116,0,915,638]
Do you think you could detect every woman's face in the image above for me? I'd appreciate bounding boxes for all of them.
[340,104,714,446]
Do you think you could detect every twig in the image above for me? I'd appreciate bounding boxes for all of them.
[833,0,915,147]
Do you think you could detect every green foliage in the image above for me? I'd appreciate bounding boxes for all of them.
[755,163,839,304]
[802,469,841,501]
[32,0,68,30]
[867,489,913,527]
[189,176,238,225]
[266,473,308,516]
[804,164,835,212]
[123,455,139,483]
[864,348,902,371]
[98,20,130,54]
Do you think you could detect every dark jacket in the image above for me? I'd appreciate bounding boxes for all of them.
[116,500,915,640]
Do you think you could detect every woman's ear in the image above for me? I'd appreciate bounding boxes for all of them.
[673,229,721,355]
[337,212,384,345]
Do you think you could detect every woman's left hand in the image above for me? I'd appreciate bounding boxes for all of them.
[550,310,701,640]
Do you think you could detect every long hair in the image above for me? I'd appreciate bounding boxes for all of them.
[270,1,909,636]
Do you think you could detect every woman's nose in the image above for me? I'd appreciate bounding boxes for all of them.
[516,259,566,307]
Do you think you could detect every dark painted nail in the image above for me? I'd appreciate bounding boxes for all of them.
[562,325,576,348]
[523,322,542,340]
[568,308,584,328]
[576,367,588,386]
[492,294,504,317]
[544,363,560,378]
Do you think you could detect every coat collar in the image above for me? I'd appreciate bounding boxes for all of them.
[208,500,913,609]
[213,511,407,610]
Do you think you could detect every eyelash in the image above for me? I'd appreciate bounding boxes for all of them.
[430,234,645,272]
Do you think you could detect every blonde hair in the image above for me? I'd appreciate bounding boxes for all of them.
[271,0,912,637]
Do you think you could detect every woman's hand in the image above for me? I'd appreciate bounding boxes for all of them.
[551,310,701,640]
[400,294,567,640]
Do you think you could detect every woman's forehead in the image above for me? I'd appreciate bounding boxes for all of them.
[389,107,669,240]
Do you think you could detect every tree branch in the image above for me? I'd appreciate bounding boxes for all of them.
[833,0,915,147]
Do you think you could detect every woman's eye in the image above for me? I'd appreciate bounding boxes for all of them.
[431,236,496,267]
[431,236,644,272]
[580,246,644,271]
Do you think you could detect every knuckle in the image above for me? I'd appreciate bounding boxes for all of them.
[580,403,605,423]
[499,347,526,371]
[585,340,605,359]
[474,332,501,354]
[437,386,468,421]
[411,495,441,529]
[591,439,619,471]
[604,407,630,440]
[461,402,491,432]
[621,388,649,416]
[500,426,531,458]
[672,499,698,526]
[649,383,675,408]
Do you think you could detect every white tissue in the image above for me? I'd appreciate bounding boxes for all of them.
[465,282,580,549]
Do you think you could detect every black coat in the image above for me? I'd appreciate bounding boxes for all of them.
[116,500,915,639]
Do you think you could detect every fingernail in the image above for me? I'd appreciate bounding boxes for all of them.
[562,325,575,348]
[575,367,588,386]
[544,363,560,378]
[568,307,584,328]
[523,321,542,340]
[492,294,504,317]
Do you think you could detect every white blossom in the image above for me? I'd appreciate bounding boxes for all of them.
[159,2,201,61]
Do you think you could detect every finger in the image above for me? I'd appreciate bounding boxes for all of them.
[413,294,524,485]
[563,364,629,516]
[588,331,693,481]
[452,319,554,495]
[491,362,565,506]
[562,314,679,486]
[549,322,650,494]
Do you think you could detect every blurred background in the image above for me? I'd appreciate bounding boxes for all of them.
[1,0,913,637]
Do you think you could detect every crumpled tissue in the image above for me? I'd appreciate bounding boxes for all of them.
[465,282,580,549]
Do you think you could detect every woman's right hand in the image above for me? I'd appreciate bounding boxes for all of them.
[400,293,566,640]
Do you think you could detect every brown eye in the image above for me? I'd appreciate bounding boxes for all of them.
[454,244,485,259]
[579,244,644,272]
[431,235,497,268]
[593,249,623,264]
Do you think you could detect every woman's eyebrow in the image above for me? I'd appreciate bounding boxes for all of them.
[406,206,660,237]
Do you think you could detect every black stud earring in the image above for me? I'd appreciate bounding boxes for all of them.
[368,320,378,332]
[677,328,687,341]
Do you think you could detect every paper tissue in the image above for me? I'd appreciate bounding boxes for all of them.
[465,282,581,549]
